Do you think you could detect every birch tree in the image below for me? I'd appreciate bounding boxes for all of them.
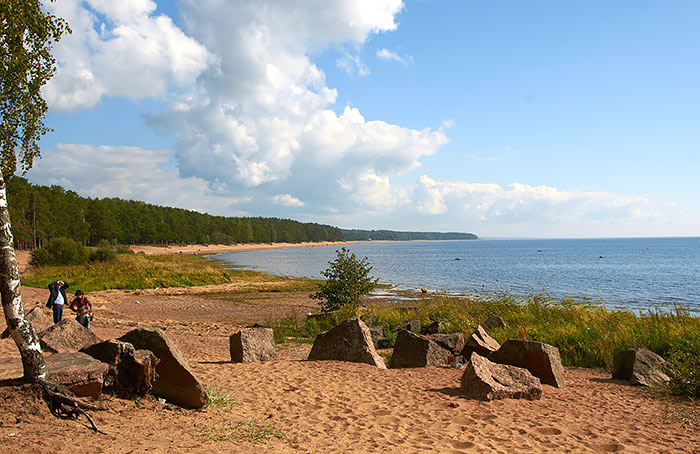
[0,0,69,381]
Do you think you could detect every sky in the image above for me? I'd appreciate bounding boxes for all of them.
[24,0,700,238]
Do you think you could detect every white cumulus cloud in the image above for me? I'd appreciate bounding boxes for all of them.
[44,0,214,111]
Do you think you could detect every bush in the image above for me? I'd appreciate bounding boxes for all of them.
[115,244,134,254]
[311,247,378,312]
[30,237,89,266]
[89,247,116,263]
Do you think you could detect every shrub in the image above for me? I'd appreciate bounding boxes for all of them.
[311,247,378,312]
[115,244,134,254]
[30,237,89,266]
[89,247,116,263]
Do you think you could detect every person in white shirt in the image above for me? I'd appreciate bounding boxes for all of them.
[46,280,69,323]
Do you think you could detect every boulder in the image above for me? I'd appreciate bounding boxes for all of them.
[612,348,669,387]
[81,339,158,396]
[396,319,421,334]
[461,352,542,401]
[1,306,52,339]
[369,326,386,348]
[482,315,509,332]
[45,352,109,399]
[490,339,566,388]
[426,333,465,356]
[39,318,101,353]
[422,321,450,335]
[308,317,386,368]
[229,327,278,363]
[461,325,501,359]
[391,330,451,368]
[119,327,209,408]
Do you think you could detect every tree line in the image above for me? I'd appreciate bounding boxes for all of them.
[342,229,478,241]
[6,176,478,249]
[6,176,344,248]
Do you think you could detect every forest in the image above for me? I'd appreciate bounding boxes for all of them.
[5,176,477,249]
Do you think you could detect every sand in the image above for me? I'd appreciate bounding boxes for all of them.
[0,246,698,453]
[129,241,364,257]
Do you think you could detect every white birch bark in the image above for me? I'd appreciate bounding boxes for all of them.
[0,171,46,381]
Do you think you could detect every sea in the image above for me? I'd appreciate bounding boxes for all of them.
[213,237,700,314]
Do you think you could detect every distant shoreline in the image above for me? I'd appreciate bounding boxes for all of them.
[129,241,367,257]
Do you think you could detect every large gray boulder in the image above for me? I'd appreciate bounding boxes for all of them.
[308,317,386,368]
[45,352,110,399]
[1,306,52,339]
[39,318,101,353]
[229,327,278,363]
[490,339,566,388]
[119,327,209,408]
[461,352,542,401]
[426,333,465,356]
[81,339,158,396]
[461,325,501,359]
[391,329,451,368]
[612,348,669,387]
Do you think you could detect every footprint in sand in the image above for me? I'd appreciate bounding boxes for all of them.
[451,441,476,449]
[535,427,563,436]
[592,442,626,452]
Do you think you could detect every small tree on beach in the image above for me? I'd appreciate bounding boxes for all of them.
[311,247,378,312]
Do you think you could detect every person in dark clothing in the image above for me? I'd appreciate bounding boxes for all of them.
[69,290,93,330]
[46,280,69,324]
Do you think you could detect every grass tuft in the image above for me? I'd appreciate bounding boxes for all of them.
[195,419,285,442]
[205,383,239,410]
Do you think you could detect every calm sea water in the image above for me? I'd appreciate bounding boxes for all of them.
[213,237,700,313]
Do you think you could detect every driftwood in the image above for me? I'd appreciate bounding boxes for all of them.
[38,378,107,434]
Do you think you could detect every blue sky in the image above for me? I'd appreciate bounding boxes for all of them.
[28,0,700,238]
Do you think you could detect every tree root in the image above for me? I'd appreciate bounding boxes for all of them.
[37,378,108,434]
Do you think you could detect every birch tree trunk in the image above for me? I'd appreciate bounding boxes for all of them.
[0,171,46,381]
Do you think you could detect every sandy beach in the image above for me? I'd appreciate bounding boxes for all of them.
[0,245,698,453]
[129,241,365,257]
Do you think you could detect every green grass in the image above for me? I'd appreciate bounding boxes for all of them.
[205,384,239,410]
[195,419,285,442]
[264,292,700,398]
[20,253,315,292]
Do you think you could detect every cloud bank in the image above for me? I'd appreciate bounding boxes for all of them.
[32,0,697,237]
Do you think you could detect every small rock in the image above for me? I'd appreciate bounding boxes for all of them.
[422,321,450,335]
[396,319,421,334]
[482,315,509,332]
